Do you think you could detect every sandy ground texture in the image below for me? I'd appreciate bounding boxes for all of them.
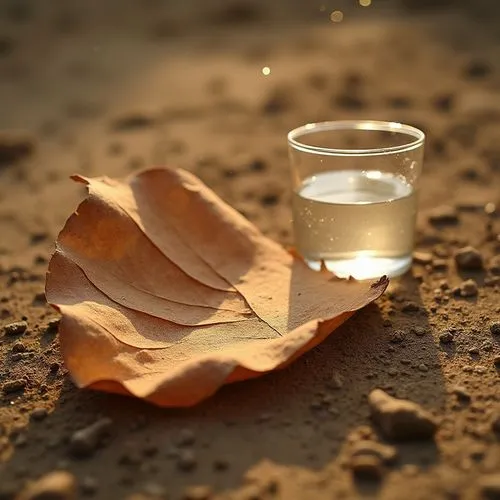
[1,0,500,498]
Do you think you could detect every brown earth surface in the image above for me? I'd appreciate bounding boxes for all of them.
[1,1,500,499]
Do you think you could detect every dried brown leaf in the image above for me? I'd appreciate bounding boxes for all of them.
[46,167,388,407]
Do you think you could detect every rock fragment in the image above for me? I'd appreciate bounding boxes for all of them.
[439,331,454,344]
[17,470,76,500]
[177,449,197,471]
[350,440,397,464]
[182,485,213,500]
[31,408,48,421]
[350,454,384,480]
[110,113,155,131]
[479,474,500,499]
[3,320,28,336]
[2,378,26,394]
[413,251,433,265]
[69,418,112,458]
[0,133,34,166]
[454,246,483,270]
[490,322,500,336]
[459,279,479,297]
[428,205,458,225]
[368,389,438,441]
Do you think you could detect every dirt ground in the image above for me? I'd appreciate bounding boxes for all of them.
[1,0,500,498]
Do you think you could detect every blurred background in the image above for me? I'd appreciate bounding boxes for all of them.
[1,0,500,261]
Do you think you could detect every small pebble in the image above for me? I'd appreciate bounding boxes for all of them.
[81,476,98,496]
[368,389,438,441]
[31,408,48,421]
[491,413,500,434]
[463,60,491,79]
[177,449,197,471]
[69,418,112,458]
[349,455,384,480]
[432,259,448,270]
[412,326,427,336]
[418,363,429,372]
[142,482,166,497]
[183,485,213,500]
[3,320,28,336]
[46,319,60,332]
[439,331,454,344]
[110,113,155,131]
[402,302,420,313]
[390,330,406,343]
[454,246,484,270]
[214,458,229,471]
[490,322,500,335]
[12,341,26,353]
[0,133,35,165]
[17,470,76,500]
[451,386,471,403]
[329,372,344,389]
[413,251,433,265]
[460,279,479,297]
[2,378,26,394]
[478,474,500,499]
[350,440,397,464]
[428,205,458,225]
[177,428,196,446]
[488,257,500,275]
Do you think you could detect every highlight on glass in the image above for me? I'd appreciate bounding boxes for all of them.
[288,120,425,280]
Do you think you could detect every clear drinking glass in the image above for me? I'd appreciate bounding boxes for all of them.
[288,120,425,280]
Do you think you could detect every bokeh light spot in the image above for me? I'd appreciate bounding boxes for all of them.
[330,10,344,23]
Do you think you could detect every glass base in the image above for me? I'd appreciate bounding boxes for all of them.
[305,254,412,280]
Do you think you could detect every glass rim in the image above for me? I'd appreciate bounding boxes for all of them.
[287,120,425,157]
